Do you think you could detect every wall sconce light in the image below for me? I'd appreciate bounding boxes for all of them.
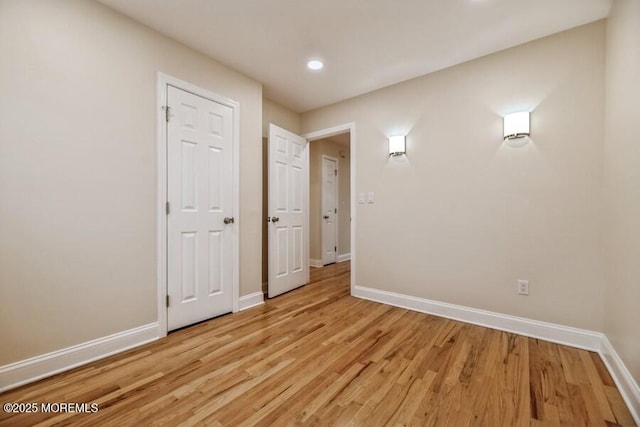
[388,135,406,156]
[503,112,530,140]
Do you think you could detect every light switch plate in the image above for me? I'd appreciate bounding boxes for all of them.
[358,193,365,204]
[367,192,375,203]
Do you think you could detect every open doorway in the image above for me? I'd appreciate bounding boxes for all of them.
[262,123,355,298]
[308,133,351,268]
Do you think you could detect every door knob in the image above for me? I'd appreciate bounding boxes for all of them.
[223,217,235,224]
[323,215,330,219]
[272,216,279,223]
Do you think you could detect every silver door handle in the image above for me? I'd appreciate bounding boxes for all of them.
[323,215,330,219]
[223,217,234,224]
[272,217,279,223]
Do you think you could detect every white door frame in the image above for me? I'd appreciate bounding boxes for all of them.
[321,154,339,265]
[303,123,356,295]
[156,72,240,337]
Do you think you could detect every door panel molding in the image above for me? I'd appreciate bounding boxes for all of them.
[157,73,239,337]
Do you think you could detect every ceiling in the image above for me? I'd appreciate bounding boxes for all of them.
[98,0,612,113]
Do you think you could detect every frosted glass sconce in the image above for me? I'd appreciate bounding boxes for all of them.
[503,112,530,140]
[388,135,406,156]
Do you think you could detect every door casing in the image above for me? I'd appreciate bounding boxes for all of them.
[156,72,240,337]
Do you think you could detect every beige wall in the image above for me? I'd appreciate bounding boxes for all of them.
[309,138,351,262]
[0,0,262,365]
[261,99,301,288]
[262,98,301,138]
[603,0,640,382]
[302,22,606,331]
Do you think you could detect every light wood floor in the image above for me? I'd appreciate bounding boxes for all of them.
[0,262,635,426]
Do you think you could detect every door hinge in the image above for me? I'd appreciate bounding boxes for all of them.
[334,169,337,176]
[166,202,170,215]
[335,246,337,252]
[165,105,171,122]
[166,295,170,307]
[335,208,337,214]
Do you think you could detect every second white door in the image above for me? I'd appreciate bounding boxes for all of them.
[268,124,309,298]
[321,156,338,265]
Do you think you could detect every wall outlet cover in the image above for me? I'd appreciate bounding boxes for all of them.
[517,280,529,295]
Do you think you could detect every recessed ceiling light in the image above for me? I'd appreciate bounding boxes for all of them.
[307,59,324,70]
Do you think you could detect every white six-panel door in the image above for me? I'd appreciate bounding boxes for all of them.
[268,124,309,298]
[321,156,338,265]
[167,85,234,331]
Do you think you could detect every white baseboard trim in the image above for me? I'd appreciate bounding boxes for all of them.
[310,259,323,268]
[600,336,640,424]
[238,291,264,311]
[311,255,350,267]
[353,285,602,350]
[337,253,351,263]
[0,322,160,393]
[353,285,640,424]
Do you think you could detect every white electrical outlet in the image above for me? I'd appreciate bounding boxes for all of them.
[517,280,529,295]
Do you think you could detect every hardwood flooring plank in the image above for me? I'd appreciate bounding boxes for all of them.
[579,350,617,423]
[605,385,636,426]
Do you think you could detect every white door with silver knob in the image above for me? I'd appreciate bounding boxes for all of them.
[268,124,309,298]
[166,85,235,330]
[321,155,338,266]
